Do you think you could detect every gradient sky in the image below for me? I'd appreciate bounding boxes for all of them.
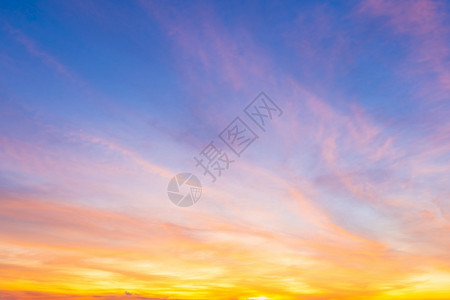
[1,0,450,299]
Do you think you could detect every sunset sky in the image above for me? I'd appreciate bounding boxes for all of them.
[1,0,450,299]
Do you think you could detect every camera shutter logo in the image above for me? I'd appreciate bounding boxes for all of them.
[167,173,202,207]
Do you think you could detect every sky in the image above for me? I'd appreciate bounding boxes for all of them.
[0,0,450,299]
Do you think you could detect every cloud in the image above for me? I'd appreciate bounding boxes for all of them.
[358,0,450,102]
[0,290,185,300]
[3,24,81,84]
[1,1,450,299]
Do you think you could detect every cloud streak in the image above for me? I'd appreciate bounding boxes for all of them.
[0,0,450,299]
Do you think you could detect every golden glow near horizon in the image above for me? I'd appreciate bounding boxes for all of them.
[1,194,449,299]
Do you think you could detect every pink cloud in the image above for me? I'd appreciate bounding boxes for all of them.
[359,0,450,100]
[3,25,81,84]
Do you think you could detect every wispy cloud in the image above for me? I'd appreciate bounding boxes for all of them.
[1,1,450,299]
